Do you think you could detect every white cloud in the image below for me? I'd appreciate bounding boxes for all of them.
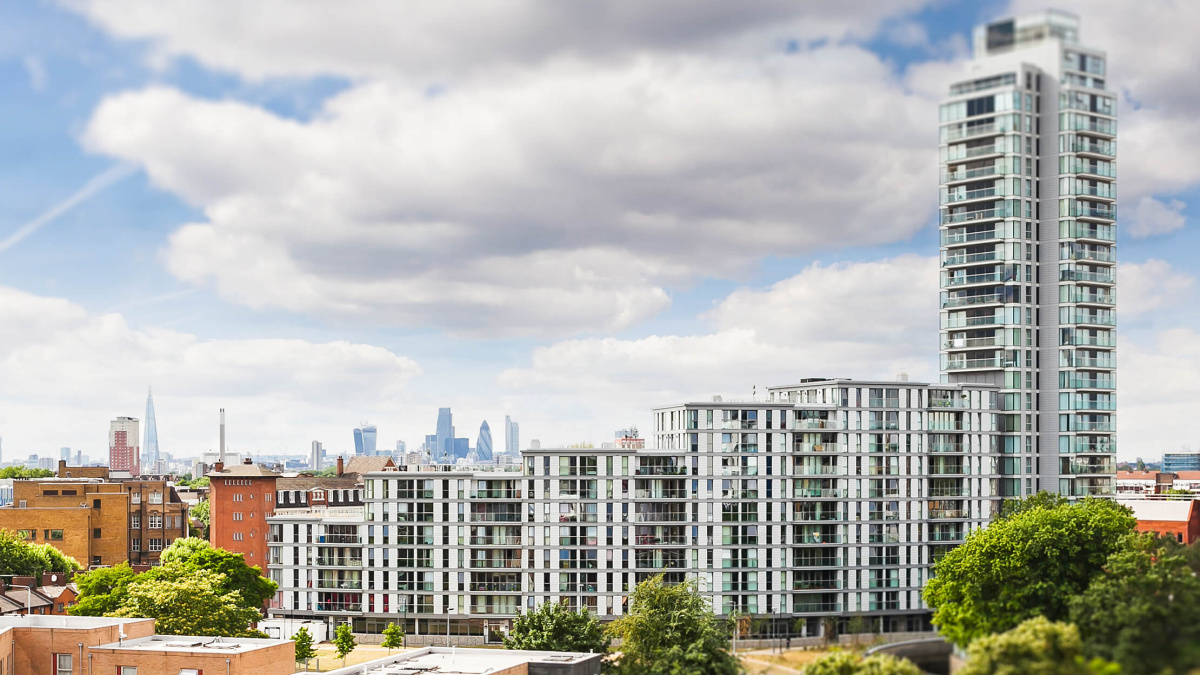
[1128,195,1186,239]
[82,45,940,336]
[1120,328,1200,460]
[62,0,931,81]
[499,256,938,441]
[1117,259,1194,317]
[22,57,47,91]
[0,286,420,457]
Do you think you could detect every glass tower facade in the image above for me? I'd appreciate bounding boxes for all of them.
[476,421,493,462]
[143,387,159,469]
[939,10,1115,498]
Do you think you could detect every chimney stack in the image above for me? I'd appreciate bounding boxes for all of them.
[336,456,344,477]
[219,408,226,464]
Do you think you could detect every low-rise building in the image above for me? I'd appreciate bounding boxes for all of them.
[321,646,601,675]
[1116,470,1175,496]
[1174,472,1200,493]
[1117,498,1200,545]
[0,615,293,675]
[266,377,1000,642]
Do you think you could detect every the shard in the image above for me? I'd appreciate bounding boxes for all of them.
[143,387,160,471]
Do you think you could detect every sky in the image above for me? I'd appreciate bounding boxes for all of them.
[0,0,1197,463]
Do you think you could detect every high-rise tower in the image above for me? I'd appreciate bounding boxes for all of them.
[504,415,519,456]
[143,387,160,469]
[435,408,454,464]
[939,10,1115,498]
[476,421,493,462]
[354,424,377,456]
[109,416,140,475]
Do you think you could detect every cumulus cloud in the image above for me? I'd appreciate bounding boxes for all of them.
[499,256,938,440]
[82,46,939,336]
[61,0,931,80]
[1121,329,1200,459]
[1117,259,1194,317]
[0,285,419,456]
[1128,196,1186,238]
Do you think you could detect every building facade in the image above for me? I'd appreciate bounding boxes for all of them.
[938,10,1116,498]
[1164,452,1200,473]
[208,460,280,568]
[108,417,140,476]
[265,378,996,640]
[476,422,494,462]
[143,388,160,472]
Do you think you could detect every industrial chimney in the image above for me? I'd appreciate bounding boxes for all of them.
[219,408,226,464]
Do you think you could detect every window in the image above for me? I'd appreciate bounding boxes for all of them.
[233,513,243,522]
[92,499,101,509]
[233,494,244,503]
[93,529,102,538]
[131,493,141,505]
[120,668,137,675]
[149,514,163,528]
[179,670,202,675]
[16,530,33,541]
[46,530,63,541]
[54,654,71,675]
[131,514,140,529]
[149,538,163,551]
[132,539,140,552]
[232,532,244,542]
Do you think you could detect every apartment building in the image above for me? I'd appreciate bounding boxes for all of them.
[0,476,189,569]
[265,377,996,641]
[938,10,1116,498]
[208,460,280,568]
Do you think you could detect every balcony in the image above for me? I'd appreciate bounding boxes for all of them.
[942,162,1012,184]
[1072,441,1117,454]
[1066,333,1117,347]
[469,560,522,569]
[1072,399,1117,411]
[793,443,845,453]
[929,465,968,476]
[1060,269,1115,284]
[942,335,1006,350]
[941,206,1015,225]
[944,187,997,204]
[719,467,758,477]
[1072,206,1118,221]
[943,122,1004,142]
[469,537,523,546]
[1069,184,1117,200]
[943,271,1014,287]
[315,602,362,612]
[1068,161,1117,178]
[794,488,845,499]
[794,465,842,476]
[1067,118,1117,135]
[941,229,1000,245]
[928,530,965,542]
[929,508,968,519]
[1065,292,1116,305]
[868,398,900,408]
[316,557,363,568]
[791,419,843,430]
[634,512,687,523]
[1075,420,1115,432]
[317,535,361,544]
[793,557,841,568]
[793,579,841,590]
[943,250,1009,267]
[317,579,363,590]
[469,513,522,523]
[793,602,843,613]
[1065,312,1116,326]
[1063,377,1116,390]
[1065,249,1115,263]
[929,487,965,498]
[868,556,901,566]
[1064,223,1117,242]
[944,357,1007,370]
[635,467,687,476]
[943,293,1003,308]
[1069,483,1115,497]
[470,582,522,592]
[1069,141,1116,157]
[1066,461,1116,475]
[928,443,964,453]
[793,511,843,523]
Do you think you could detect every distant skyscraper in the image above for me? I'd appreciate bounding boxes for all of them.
[453,438,470,461]
[109,416,140,475]
[59,447,71,461]
[361,425,377,456]
[310,441,324,471]
[353,428,364,455]
[435,408,454,464]
[476,421,493,462]
[504,416,520,455]
[143,387,160,468]
[395,440,406,454]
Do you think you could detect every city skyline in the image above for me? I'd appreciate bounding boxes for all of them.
[0,1,1196,461]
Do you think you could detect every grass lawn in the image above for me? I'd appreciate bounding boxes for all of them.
[295,644,414,672]
[741,647,835,674]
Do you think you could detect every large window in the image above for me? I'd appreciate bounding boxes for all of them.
[54,654,71,675]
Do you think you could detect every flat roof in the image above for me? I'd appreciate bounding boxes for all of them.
[322,646,601,675]
[0,615,148,629]
[92,635,287,654]
[1117,499,1195,523]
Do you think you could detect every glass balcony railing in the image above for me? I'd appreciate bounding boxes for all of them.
[794,465,843,476]
[793,443,845,453]
[793,602,843,613]
[928,443,964,453]
[928,530,965,542]
[941,229,1000,245]
[943,293,1004,308]
[942,335,1008,349]
[945,357,1008,370]
[1065,333,1117,347]
[941,206,1016,224]
[1075,420,1115,432]
[1070,205,1118,220]
[1065,312,1116,326]
[1067,161,1117,178]
[944,187,998,204]
[794,488,845,498]
[1064,292,1115,305]
[929,508,968,519]
[793,557,841,568]
[1072,441,1117,454]
[1063,377,1116,390]
[1064,223,1116,241]
[1066,461,1116,475]
[941,162,1013,183]
[1064,248,1115,262]
[1068,141,1116,157]
[791,419,844,430]
[1060,269,1115,283]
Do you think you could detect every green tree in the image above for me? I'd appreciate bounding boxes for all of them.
[112,565,266,637]
[0,467,53,479]
[0,529,80,577]
[381,622,405,653]
[503,601,609,654]
[190,501,210,537]
[1069,533,1200,675]
[997,490,1068,520]
[801,651,923,675]
[159,538,277,608]
[293,626,318,670]
[334,623,356,667]
[1164,488,1193,500]
[606,575,739,675]
[957,617,1120,675]
[69,563,136,616]
[924,497,1134,646]
[1135,457,1146,472]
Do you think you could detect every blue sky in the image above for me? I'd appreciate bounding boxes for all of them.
[0,0,1196,462]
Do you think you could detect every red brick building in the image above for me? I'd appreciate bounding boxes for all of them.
[107,417,140,476]
[207,460,279,568]
[1118,498,1200,545]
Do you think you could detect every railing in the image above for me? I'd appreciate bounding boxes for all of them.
[469,538,522,546]
[1069,141,1116,157]
[868,557,900,566]
[929,530,965,542]
[944,187,997,203]
[1072,399,1117,411]
[793,443,845,453]
[1070,185,1117,199]
[1066,334,1117,347]
[1070,484,1115,496]
[1075,421,1115,432]
[635,467,687,476]
[945,357,1006,370]
[636,535,688,545]
[928,443,964,453]
[1066,249,1115,262]
[721,537,758,546]
[1066,313,1116,326]
[942,162,1011,183]
[317,580,363,590]
[868,489,900,498]
[559,583,599,593]
[793,558,841,568]
[634,490,688,499]
[1063,377,1116,390]
[794,488,844,498]
[795,534,843,544]
[1072,206,1118,220]
[791,419,843,430]
[944,122,1001,141]
[1066,293,1115,305]
[929,487,965,497]
[793,512,843,522]
[1072,442,1117,454]
[944,314,1011,328]
[1068,119,1117,135]
[793,602,842,613]
[941,229,1000,245]
[719,467,758,476]
[469,560,522,569]
[929,509,967,519]
[470,604,520,615]
[868,398,901,408]
[398,491,436,499]
[943,294,1003,308]
[1065,224,1117,241]
[396,536,435,546]
[469,514,522,522]
[942,336,1005,349]
[316,602,362,612]
[943,251,1006,266]
[867,443,899,453]
[471,582,521,592]
[794,466,843,476]
[1066,462,1116,475]
[941,207,1015,224]
[318,535,361,544]
[316,558,363,567]
[470,491,518,500]
[634,512,687,523]
[1061,270,1115,283]
[793,579,841,590]
[1068,161,1117,178]
[929,466,968,475]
